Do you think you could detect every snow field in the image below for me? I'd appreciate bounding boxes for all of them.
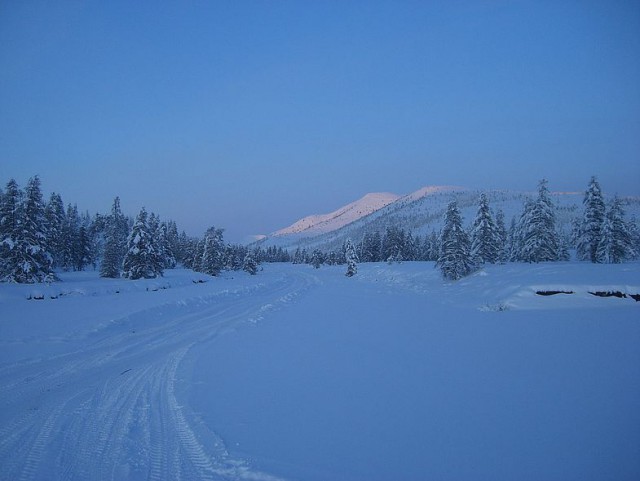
[1,262,639,481]
[191,263,640,481]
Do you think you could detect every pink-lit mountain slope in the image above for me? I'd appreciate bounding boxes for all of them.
[271,192,400,237]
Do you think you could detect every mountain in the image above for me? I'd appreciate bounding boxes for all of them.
[271,192,400,237]
[255,185,640,253]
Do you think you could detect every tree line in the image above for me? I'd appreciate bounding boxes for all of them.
[1,175,637,284]
[0,176,263,283]
[292,177,639,280]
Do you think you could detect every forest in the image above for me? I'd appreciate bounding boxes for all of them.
[1,176,637,284]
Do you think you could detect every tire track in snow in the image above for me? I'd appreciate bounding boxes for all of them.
[0,269,318,481]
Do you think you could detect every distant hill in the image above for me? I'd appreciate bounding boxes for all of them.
[253,185,640,252]
[271,192,400,237]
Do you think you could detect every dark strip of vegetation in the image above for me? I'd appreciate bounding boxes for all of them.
[589,291,627,299]
[536,290,574,296]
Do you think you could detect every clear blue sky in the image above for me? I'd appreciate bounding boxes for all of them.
[1,1,639,242]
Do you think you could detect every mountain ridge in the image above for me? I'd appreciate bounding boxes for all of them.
[252,185,640,252]
[271,192,400,237]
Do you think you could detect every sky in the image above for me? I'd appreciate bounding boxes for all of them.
[1,1,639,242]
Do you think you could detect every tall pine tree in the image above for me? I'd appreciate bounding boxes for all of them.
[470,193,500,264]
[100,197,129,278]
[44,192,66,269]
[437,201,475,280]
[1,176,54,283]
[199,226,224,276]
[122,207,162,279]
[345,238,358,277]
[517,179,559,262]
[495,209,508,263]
[576,176,606,262]
[596,197,636,263]
[0,179,23,281]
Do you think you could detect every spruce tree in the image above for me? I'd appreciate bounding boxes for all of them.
[518,179,559,262]
[576,176,606,262]
[495,209,508,262]
[44,192,66,269]
[100,197,128,278]
[507,216,520,262]
[165,221,179,267]
[628,218,640,260]
[3,176,54,283]
[470,193,500,264]
[147,213,165,275]
[178,231,191,266]
[62,204,80,271]
[243,250,258,275]
[360,232,379,263]
[101,230,121,277]
[382,226,405,262]
[310,249,323,268]
[122,207,161,279]
[437,201,475,280]
[73,224,91,271]
[0,179,22,281]
[191,238,205,272]
[345,238,358,277]
[596,197,636,263]
[200,226,224,276]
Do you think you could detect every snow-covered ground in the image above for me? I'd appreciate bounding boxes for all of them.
[1,262,639,480]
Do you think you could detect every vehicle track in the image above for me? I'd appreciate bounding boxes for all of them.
[0,270,318,481]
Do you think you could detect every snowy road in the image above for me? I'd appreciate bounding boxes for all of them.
[0,269,318,481]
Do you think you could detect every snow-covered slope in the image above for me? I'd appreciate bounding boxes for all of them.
[257,185,462,248]
[271,192,400,237]
[257,185,640,253]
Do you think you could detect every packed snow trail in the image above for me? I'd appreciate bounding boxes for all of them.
[0,269,318,481]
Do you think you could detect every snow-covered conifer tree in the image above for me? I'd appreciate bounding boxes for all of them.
[101,231,121,278]
[177,230,191,266]
[576,176,606,262]
[73,223,91,271]
[495,209,508,263]
[60,204,80,271]
[403,232,417,261]
[164,221,179,267]
[1,176,54,283]
[310,249,323,269]
[200,226,224,276]
[292,248,304,265]
[423,230,439,261]
[21,176,54,281]
[628,218,640,260]
[122,207,162,279]
[191,238,205,272]
[100,197,129,278]
[44,192,66,269]
[243,250,258,275]
[360,232,380,263]
[517,179,560,262]
[345,238,358,277]
[147,212,165,275]
[596,197,636,263]
[382,226,405,263]
[436,200,475,280]
[470,193,500,264]
[506,216,520,262]
[0,179,23,281]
